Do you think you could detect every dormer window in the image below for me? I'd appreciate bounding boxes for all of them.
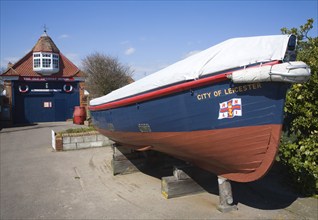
[33,52,59,75]
[53,54,59,68]
[33,54,41,68]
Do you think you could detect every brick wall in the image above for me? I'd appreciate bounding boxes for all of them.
[52,130,113,151]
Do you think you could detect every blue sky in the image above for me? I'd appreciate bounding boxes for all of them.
[1,0,317,80]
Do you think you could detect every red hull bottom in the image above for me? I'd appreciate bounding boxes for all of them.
[97,124,282,182]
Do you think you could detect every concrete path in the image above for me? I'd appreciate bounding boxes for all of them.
[1,122,317,219]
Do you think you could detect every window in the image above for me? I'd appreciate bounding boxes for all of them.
[33,52,59,74]
[53,59,59,68]
[43,102,52,108]
[42,53,51,58]
[53,54,59,69]
[42,58,51,68]
[34,59,40,68]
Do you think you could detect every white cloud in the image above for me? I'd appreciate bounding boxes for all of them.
[187,40,202,46]
[0,57,20,69]
[131,62,170,80]
[120,40,130,45]
[59,34,70,39]
[64,53,81,66]
[124,47,136,55]
[183,50,201,58]
[133,65,155,74]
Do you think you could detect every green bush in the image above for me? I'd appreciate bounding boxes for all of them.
[280,133,318,195]
[279,19,318,196]
[59,126,96,135]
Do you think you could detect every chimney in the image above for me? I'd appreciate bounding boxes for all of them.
[7,62,13,68]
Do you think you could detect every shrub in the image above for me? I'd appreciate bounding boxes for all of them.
[279,19,318,196]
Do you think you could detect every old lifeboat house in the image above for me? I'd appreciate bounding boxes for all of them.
[1,31,85,124]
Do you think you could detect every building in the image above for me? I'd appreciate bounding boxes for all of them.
[0,31,86,124]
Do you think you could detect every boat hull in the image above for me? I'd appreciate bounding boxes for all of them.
[96,124,282,182]
[91,81,289,182]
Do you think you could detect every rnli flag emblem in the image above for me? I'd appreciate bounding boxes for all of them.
[218,98,242,119]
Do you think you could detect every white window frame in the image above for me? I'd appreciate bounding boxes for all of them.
[33,52,59,74]
[33,58,41,68]
[53,54,59,69]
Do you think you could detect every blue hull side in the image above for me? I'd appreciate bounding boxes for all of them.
[91,81,289,133]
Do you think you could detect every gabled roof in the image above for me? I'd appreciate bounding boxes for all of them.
[2,31,84,78]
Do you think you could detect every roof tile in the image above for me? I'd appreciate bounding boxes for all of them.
[1,32,83,78]
[32,32,60,53]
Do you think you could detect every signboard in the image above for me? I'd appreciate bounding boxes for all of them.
[21,77,74,81]
[51,130,56,150]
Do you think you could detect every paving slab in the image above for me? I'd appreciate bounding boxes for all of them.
[0,122,317,219]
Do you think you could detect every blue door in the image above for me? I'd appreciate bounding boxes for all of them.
[24,95,55,122]
[54,99,66,121]
[13,81,79,124]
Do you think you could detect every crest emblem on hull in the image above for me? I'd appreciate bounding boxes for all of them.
[218,98,242,119]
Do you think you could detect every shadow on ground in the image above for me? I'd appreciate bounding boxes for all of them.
[231,162,299,210]
[125,150,299,211]
[0,123,38,132]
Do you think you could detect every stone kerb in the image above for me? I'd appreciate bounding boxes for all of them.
[52,130,114,151]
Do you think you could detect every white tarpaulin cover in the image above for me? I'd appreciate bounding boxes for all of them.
[90,35,291,106]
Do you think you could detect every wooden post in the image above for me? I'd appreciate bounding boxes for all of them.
[111,144,146,175]
[161,165,205,199]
